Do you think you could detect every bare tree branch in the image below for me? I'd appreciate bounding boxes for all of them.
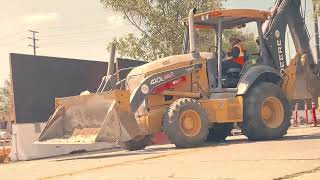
[123,11,149,37]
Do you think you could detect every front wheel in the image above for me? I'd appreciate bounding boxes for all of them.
[241,82,291,140]
[163,98,209,148]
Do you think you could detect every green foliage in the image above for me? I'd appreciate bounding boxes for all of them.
[223,29,258,56]
[101,0,225,61]
[101,0,258,61]
[0,80,11,113]
[314,0,320,15]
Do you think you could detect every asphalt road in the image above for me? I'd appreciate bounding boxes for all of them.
[1,126,320,180]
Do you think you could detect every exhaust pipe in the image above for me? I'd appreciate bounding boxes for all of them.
[97,43,117,93]
[188,8,197,53]
[107,44,116,76]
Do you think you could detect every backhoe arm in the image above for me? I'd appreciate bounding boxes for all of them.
[262,0,320,99]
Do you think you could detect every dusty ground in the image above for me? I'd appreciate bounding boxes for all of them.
[1,126,320,180]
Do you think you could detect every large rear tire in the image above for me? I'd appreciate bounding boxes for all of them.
[242,82,291,140]
[119,135,151,151]
[207,123,233,142]
[163,98,209,148]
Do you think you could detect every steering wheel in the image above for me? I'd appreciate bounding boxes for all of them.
[209,46,226,58]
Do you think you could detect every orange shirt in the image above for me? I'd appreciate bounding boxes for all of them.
[232,43,245,65]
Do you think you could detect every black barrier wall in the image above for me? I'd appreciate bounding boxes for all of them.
[10,53,146,124]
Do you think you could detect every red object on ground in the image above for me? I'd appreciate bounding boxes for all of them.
[305,102,309,124]
[151,132,170,145]
[312,101,318,127]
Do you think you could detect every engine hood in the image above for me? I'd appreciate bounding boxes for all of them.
[125,52,214,92]
[128,52,214,77]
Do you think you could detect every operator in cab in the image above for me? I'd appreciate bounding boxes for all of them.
[228,37,246,66]
[222,37,246,74]
[221,37,246,88]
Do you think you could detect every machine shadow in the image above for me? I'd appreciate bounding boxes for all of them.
[54,131,320,162]
[55,151,154,161]
[281,132,320,141]
[54,146,176,162]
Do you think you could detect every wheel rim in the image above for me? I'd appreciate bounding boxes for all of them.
[180,110,202,137]
[261,96,284,128]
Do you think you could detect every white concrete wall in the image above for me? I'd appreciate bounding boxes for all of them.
[10,123,117,161]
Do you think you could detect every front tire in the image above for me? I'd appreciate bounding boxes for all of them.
[242,82,291,140]
[163,98,209,148]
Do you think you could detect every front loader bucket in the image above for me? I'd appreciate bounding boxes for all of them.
[37,90,144,144]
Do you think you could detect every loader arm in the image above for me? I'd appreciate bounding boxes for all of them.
[262,0,320,99]
[129,63,203,112]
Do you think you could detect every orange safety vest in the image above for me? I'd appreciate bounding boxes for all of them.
[232,43,245,65]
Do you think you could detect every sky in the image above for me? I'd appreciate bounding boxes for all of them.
[0,0,316,87]
[0,0,136,86]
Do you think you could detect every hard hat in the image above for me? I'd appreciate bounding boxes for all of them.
[229,37,241,46]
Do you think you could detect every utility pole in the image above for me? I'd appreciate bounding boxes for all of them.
[313,1,320,63]
[28,30,39,56]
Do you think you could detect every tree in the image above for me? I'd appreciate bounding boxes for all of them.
[101,0,258,61]
[101,0,225,61]
[314,0,320,13]
[0,80,11,113]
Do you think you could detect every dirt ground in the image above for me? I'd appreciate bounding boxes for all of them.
[1,126,320,180]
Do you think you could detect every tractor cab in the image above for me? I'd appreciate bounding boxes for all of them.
[182,9,270,88]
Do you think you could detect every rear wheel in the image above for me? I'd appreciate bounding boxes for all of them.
[119,135,151,151]
[207,123,233,142]
[242,82,291,140]
[163,98,209,148]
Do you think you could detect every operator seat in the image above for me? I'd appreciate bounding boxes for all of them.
[226,67,241,74]
[222,60,242,74]
[222,60,242,88]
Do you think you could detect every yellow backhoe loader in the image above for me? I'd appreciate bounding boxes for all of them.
[38,0,320,150]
